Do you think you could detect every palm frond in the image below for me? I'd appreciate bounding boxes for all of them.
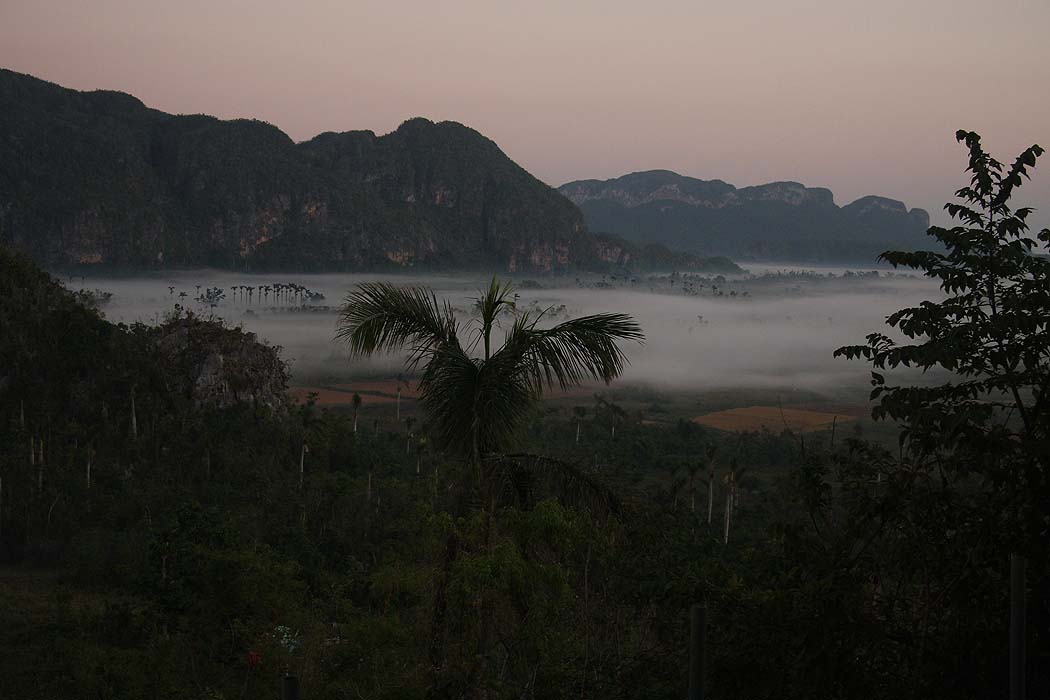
[471,276,516,358]
[335,282,459,366]
[493,312,645,392]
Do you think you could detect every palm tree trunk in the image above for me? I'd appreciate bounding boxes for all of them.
[723,490,732,544]
[130,386,138,441]
[575,420,581,445]
[707,476,714,525]
[299,443,306,491]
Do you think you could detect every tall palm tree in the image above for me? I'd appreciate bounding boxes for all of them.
[336,277,643,481]
[351,392,362,434]
[573,405,587,445]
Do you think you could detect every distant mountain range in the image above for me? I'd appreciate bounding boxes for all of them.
[559,170,932,263]
[0,69,736,274]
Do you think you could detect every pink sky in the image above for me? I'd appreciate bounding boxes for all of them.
[2,0,1049,227]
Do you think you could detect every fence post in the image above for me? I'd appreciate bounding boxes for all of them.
[688,603,706,700]
[1010,553,1026,700]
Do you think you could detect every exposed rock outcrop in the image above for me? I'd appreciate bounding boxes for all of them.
[156,315,289,414]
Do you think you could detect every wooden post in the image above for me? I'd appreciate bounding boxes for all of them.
[1010,553,1026,700]
[688,604,706,700]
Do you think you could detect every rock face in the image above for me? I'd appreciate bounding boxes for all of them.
[156,316,289,414]
[0,69,725,274]
[559,170,932,262]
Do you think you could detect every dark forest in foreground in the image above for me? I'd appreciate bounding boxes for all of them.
[1,132,1048,699]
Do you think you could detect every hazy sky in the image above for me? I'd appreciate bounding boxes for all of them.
[2,0,1049,227]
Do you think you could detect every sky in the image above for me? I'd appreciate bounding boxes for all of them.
[2,0,1049,227]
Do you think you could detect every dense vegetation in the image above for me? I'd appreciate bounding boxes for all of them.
[0,69,735,275]
[560,170,932,262]
[1,132,1048,699]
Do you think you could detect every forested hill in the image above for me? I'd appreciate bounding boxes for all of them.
[0,69,735,274]
[560,170,932,262]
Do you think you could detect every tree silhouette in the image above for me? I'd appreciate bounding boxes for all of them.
[336,277,643,481]
[572,405,587,445]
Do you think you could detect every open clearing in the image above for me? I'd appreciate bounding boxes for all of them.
[693,406,856,433]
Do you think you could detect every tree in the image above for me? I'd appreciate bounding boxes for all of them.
[836,131,1050,691]
[351,392,362,434]
[336,277,643,482]
[835,130,1050,546]
[572,405,587,445]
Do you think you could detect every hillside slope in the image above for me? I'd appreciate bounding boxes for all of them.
[0,70,730,273]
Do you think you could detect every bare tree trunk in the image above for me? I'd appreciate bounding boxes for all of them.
[46,494,59,537]
[723,490,732,544]
[130,386,138,441]
[707,472,715,525]
[299,443,306,492]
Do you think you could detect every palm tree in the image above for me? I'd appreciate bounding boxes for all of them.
[336,277,643,484]
[609,403,627,439]
[405,416,416,455]
[395,372,404,422]
[351,392,362,434]
[573,405,587,445]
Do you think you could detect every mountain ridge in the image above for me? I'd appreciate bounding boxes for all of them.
[0,69,736,274]
[559,170,931,262]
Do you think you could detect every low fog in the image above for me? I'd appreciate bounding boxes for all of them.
[64,265,940,395]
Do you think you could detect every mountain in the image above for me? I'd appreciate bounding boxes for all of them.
[0,70,736,274]
[559,170,932,263]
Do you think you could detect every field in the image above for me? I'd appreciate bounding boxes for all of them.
[693,405,857,433]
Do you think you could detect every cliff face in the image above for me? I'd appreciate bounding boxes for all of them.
[559,170,932,262]
[0,70,704,274]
